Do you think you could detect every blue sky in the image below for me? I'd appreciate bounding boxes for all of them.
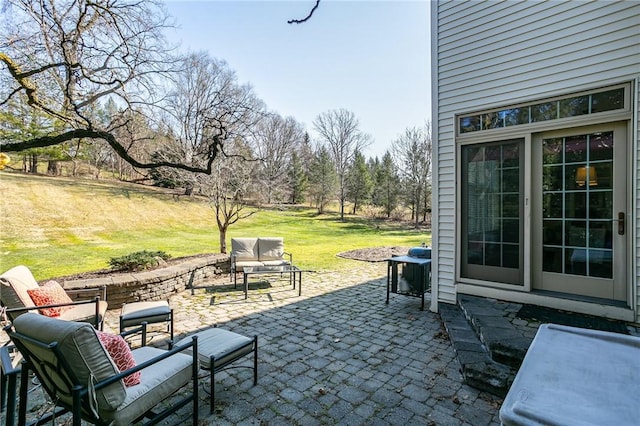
[164,1,431,159]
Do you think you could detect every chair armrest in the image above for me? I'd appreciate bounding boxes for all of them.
[65,286,107,302]
[284,251,293,263]
[119,322,148,346]
[6,297,101,316]
[90,335,199,392]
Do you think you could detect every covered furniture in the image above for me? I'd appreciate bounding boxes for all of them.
[120,300,174,346]
[500,323,640,425]
[230,237,292,285]
[5,313,199,426]
[0,265,107,329]
[386,254,432,311]
[175,327,257,414]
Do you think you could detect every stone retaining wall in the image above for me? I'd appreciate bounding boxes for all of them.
[61,254,229,309]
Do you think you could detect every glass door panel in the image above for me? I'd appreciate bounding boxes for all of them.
[533,123,627,302]
[461,139,523,285]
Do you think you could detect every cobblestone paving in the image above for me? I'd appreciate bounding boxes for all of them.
[8,261,505,425]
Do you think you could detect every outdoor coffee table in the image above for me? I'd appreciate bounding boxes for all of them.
[242,265,302,299]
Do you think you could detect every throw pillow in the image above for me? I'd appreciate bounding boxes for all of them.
[26,280,73,317]
[96,330,141,387]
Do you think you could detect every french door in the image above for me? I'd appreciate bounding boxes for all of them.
[532,123,628,302]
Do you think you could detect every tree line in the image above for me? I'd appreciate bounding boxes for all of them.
[0,0,431,251]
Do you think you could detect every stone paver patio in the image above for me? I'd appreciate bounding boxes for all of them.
[8,261,505,425]
[136,261,502,425]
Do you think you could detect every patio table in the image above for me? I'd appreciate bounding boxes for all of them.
[242,265,303,299]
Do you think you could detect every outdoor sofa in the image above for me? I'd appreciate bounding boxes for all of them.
[230,237,292,285]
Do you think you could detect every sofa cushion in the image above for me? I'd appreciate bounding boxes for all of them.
[258,237,284,261]
[0,265,39,310]
[231,238,259,261]
[12,314,126,414]
[27,280,73,317]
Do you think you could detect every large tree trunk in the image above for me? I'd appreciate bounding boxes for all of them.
[47,160,60,176]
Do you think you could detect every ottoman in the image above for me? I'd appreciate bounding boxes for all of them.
[175,327,258,413]
[119,300,174,345]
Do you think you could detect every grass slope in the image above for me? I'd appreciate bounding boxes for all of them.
[0,172,430,280]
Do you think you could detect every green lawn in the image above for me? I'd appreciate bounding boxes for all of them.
[0,172,430,280]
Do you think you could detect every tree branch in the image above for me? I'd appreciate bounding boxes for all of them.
[287,0,321,24]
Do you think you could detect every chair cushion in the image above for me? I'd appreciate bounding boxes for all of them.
[260,260,290,267]
[231,238,259,261]
[120,301,171,328]
[235,260,265,270]
[96,331,141,387]
[175,327,254,370]
[58,300,108,325]
[12,314,126,414]
[258,237,284,261]
[106,346,193,426]
[27,280,73,317]
[0,265,39,310]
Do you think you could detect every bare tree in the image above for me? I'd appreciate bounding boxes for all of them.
[313,109,370,220]
[0,0,227,174]
[253,113,305,204]
[392,123,432,227]
[151,52,265,192]
[199,139,257,254]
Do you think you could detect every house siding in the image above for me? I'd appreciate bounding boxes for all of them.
[432,0,640,319]
[635,79,640,323]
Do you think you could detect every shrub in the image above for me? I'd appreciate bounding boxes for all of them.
[108,250,172,272]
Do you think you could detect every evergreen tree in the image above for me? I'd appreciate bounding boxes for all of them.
[307,146,337,214]
[346,150,373,214]
[288,151,308,204]
[372,151,400,218]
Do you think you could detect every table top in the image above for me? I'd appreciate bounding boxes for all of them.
[386,255,432,265]
[500,323,640,426]
[244,265,301,274]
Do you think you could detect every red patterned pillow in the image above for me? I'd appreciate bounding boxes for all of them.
[27,280,73,317]
[96,330,141,387]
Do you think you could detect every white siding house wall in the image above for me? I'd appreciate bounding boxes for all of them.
[432,0,640,319]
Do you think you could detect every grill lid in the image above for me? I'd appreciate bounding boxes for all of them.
[408,247,431,259]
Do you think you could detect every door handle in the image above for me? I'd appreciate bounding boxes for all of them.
[618,212,625,235]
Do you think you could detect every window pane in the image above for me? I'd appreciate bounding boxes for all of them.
[589,222,611,249]
[503,244,520,268]
[567,249,586,275]
[543,165,563,191]
[460,116,480,133]
[559,95,589,118]
[543,247,563,272]
[502,219,519,243]
[590,132,613,160]
[483,112,504,130]
[565,192,586,218]
[543,138,563,164]
[591,88,624,113]
[543,193,563,218]
[531,101,557,122]
[543,220,563,245]
[589,250,612,278]
[565,135,587,163]
[589,192,612,219]
[566,221,586,246]
[503,107,529,126]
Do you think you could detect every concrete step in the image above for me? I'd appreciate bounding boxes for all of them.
[439,303,515,397]
[458,295,532,369]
